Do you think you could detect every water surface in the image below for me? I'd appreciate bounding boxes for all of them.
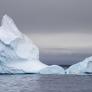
[0,74,92,92]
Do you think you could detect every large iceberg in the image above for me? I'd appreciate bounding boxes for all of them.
[66,56,92,75]
[0,15,65,74]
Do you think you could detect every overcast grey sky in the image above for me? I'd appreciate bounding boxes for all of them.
[0,0,92,32]
[0,0,92,65]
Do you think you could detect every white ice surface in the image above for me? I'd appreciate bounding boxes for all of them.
[66,56,92,74]
[39,65,65,74]
[0,15,48,73]
[0,15,65,74]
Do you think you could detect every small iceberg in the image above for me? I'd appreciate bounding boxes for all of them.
[0,15,65,74]
[66,56,92,75]
[39,65,65,74]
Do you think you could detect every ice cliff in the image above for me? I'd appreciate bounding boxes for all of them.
[0,15,65,74]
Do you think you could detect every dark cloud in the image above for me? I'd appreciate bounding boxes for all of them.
[40,51,92,65]
[40,48,92,65]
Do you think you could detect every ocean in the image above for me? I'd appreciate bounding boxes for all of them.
[0,74,92,92]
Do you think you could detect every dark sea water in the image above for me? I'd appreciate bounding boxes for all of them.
[0,74,92,92]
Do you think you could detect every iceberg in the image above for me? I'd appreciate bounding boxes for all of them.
[0,15,48,73]
[0,15,65,74]
[66,56,92,75]
[39,65,65,74]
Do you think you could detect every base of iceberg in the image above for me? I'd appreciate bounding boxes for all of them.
[5,61,48,74]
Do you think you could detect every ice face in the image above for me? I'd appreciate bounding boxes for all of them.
[39,65,65,74]
[66,56,92,75]
[0,15,65,74]
[0,15,48,73]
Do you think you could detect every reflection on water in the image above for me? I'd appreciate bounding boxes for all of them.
[0,74,92,92]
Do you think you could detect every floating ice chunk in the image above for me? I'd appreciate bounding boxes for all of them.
[39,65,65,74]
[66,56,92,74]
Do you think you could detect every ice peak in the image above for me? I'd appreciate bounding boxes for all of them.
[2,14,13,26]
[1,14,21,35]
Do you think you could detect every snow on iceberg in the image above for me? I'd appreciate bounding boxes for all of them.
[66,56,92,75]
[0,15,65,74]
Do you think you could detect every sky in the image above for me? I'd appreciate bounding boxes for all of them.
[0,0,92,65]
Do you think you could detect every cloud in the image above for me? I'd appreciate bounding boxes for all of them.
[26,32,92,49]
[0,0,92,32]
